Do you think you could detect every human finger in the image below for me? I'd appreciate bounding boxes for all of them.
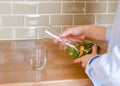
[92,44,98,54]
[81,63,86,68]
[54,38,60,44]
[59,43,67,50]
[74,58,82,63]
[78,35,85,40]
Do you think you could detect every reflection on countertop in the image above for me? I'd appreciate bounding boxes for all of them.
[0,38,107,86]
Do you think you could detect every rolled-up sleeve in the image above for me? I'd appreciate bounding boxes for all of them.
[85,44,120,86]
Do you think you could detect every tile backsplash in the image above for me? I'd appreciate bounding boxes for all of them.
[0,0,118,40]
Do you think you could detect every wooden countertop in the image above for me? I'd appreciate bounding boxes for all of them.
[0,38,105,86]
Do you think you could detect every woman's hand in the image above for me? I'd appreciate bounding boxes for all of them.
[60,26,86,41]
[54,25,106,53]
[55,25,106,43]
[54,26,86,50]
[74,44,98,68]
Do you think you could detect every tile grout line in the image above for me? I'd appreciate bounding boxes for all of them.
[36,2,39,14]
[106,1,109,13]
[0,24,113,28]
[61,1,63,15]
[12,27,16,40]
[11,1,13,15]
[49,14,51,26]
[24,15,26,27]
[0,1,117,3]
[72,14,74,26]
[95,13,97,25]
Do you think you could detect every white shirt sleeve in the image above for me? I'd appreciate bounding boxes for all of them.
[106,27,112,44]
[85,44,120,86]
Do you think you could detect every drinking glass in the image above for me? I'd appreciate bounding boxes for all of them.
[29,45,47,70]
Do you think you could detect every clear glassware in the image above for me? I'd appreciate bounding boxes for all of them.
[29,45,47,70]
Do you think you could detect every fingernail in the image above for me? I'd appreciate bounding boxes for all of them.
[74,59,78,63]
[94,44,97,46]
[60,34,63,37]
[74,60,77,63]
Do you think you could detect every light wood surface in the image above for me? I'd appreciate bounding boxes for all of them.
[0,39,99,86]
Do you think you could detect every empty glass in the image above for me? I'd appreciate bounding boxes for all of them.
[29,45,47,70]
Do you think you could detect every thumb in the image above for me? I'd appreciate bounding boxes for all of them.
[92,44,98,54]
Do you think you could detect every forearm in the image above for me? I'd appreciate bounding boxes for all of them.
[83,25,107,41]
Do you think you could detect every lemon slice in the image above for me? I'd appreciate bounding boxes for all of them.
[79,46,84,57]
